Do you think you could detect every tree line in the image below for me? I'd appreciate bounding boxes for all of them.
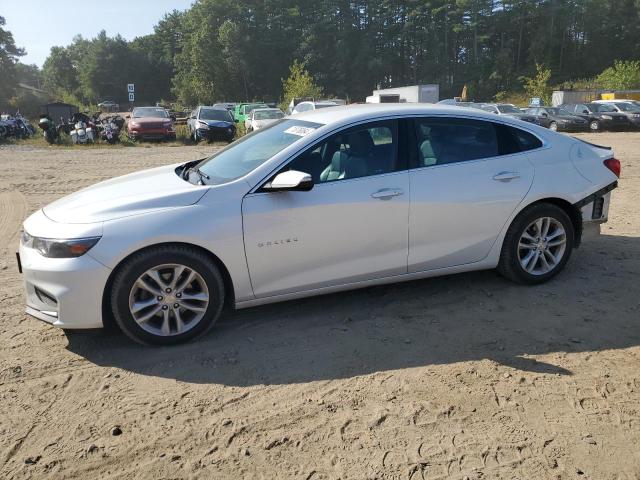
[2,1,640,112]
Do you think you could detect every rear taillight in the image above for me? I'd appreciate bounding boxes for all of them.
[603,158,621,178]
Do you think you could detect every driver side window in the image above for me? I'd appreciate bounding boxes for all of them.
[284,120,399,183]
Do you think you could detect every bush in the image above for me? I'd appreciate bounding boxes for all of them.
[596,60,640,90]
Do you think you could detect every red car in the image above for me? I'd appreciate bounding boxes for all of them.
[127,107,176,141]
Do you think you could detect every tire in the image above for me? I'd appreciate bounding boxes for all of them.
[497,203,574,285]
[589,120,600,131]
[549,121,558,132]
[110,245,225,345]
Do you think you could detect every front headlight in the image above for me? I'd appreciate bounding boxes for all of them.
[602,115,613,120]
[198,121,210,129]
[21,231,101,258]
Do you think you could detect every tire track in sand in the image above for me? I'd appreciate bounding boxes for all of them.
[0,191,27,247]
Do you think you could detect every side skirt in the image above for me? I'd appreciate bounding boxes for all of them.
[234,260,495,310]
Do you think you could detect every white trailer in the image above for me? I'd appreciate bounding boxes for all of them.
[372,84,439,104]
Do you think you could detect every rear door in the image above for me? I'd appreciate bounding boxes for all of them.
[408,117,536,272]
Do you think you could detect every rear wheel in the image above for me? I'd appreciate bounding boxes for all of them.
[498,203,574,285]
[110,245,225,345]
[549,121,558,132]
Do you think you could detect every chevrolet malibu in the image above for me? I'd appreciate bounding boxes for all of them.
[18,104,620,345]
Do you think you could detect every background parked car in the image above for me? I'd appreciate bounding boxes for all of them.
[525,107,589,131]
[188,106,236,142]
[591,100,640,129]
[233,103,268,123]
[473,103,540,125]
[244,108,285,132]
[127,106,176,141]
[289,100,340,115]
[560,102,631,131]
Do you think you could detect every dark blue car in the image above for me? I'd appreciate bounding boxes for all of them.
[187,106,236,143]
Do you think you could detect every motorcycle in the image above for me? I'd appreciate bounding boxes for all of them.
[69,112,96,144]
[98,115,123,143]
[37,114,60,144]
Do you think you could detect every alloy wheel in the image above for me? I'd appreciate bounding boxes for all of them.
[517,217,567,276]
[128,263,210,336]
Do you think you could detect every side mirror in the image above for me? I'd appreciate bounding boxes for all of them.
[126,115,131,119]
[582,110,589,114]
[189,115,196,119]
[234,119,239,123]
[264,170,313,192]
[542,112,548,117]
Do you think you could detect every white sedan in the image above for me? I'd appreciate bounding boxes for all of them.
[18,104,620,345]
[244,108,285,132]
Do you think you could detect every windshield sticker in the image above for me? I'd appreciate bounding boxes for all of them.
[284,126,316,137]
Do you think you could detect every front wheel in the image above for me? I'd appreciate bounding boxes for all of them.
[589,120,600,131]
[498,203,574,285]
[549,121,558,132]
[110,246,225,345]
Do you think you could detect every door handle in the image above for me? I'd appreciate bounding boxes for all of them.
[371,188,404,200]
[492,171,520,182]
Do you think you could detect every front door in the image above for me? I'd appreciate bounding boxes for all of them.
[242,120,410,298]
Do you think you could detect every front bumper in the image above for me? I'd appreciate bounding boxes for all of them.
[598,118,631,130]
[197,127,235,140]
[128,128,175,140]
[19,244,111,329]
[557,122,590,132]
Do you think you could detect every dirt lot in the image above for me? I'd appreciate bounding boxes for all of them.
[0,134,639,479]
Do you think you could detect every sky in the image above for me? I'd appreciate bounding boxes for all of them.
[2,0,194,67]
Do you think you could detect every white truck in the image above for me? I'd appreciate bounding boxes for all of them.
[370,84,439,104]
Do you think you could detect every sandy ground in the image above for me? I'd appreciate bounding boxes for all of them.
[0,134,639,480]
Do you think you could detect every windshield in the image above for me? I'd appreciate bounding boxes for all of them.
[254,110,284,120]
[588,103,616,112]
[132,107,169,118]
[615,103,640,112]
[497,105,522,114]
[243,104,266,114]
[197,119,322,185]
[199,108,232,121]
[315,103,337,109]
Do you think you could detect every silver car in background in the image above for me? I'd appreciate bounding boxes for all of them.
[18,104,620,345]
[244,108,285,132]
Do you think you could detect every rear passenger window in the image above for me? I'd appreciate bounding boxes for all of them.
[413,118,498,167]
[507,126,543,151]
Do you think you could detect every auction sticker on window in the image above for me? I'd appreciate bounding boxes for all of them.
[284,126,316,137]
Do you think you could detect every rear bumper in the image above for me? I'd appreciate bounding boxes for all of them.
[19,244,110,329]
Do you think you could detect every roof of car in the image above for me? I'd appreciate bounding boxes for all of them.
[291,103,529,126]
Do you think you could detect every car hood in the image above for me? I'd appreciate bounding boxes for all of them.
[252,119,279,128]
[201,120,234,128]
[43,163,208,224]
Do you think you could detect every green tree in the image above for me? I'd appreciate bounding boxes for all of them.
[520,63,552,105]
[0,15,25,110]
[596,60,640,90]
[280,60,323,110]
[42,46,79,96]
